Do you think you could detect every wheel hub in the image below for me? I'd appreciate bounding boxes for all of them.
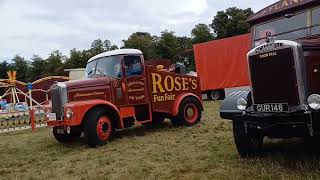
[186,108,195,118]
[212,93,219,100]
[101,122,109,133]
[184,103,199,124]
[97,116,112,140]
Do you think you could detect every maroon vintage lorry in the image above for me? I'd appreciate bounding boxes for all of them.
[46,49,203,147]
[220,0,320,157]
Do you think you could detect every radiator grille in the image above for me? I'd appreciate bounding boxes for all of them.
[51,83,67,120]
[249,48,300,105]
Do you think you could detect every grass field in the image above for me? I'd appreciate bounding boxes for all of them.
[1,101,320,180]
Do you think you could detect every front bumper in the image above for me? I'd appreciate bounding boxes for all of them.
[45,110,78,127]
[45,102,81,127]
[233,111,313,138]
[47,119,73,127]
[237,110,312,123]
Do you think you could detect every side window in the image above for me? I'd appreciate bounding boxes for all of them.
[123,56,143,76]
[312,7,320,35]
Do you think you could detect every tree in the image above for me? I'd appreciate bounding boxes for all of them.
[0,61,9,80]
[122,32,157,60]
[64,48,85,69]
[174,36,196,71]
[191,24,214,44]
[90,39,118,57]
[90,39,105,56]
[210,7,254,39]
[30,54,47,80]
[45,50,66,76]
[11,55,30,82]
[104,40,118,51]
[155,30,180,60]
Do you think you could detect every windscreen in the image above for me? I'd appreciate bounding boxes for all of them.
[253,11,308,46]
[85,56,122,79]
[312,7,320,35]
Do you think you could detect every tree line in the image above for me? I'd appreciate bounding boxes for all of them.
[0,7,253,82]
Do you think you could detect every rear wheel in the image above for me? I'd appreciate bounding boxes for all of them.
[207,90,225,101]
[233,121,263,158]
[207,91,220,101]
[171,97,202,127]
[52,126,82,143]
[83,108,114,147]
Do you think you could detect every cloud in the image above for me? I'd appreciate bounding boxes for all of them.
[0,0,277,61]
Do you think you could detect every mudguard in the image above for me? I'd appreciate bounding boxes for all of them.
[219,90,251,120]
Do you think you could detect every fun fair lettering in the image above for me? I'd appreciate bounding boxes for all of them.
[151,73,198,102]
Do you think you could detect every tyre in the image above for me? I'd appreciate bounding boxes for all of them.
[171,97,202,127]
[207,91,220,101]
[83,107,114,147]
[233,121,263,158]
[52,126,82,143]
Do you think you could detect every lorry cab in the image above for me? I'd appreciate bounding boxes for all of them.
[220,0,320,157]
[47,49,203,147]
[83,49,151,120]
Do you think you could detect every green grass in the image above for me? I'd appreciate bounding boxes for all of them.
[1,101,320,180]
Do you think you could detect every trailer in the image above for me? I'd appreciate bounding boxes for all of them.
[193,34,251,100]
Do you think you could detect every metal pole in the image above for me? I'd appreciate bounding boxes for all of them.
[14,88,20,103]
[30,109,36,132]
[29,89,32,109]
[12,88,15,104]
[15,88,41,106]
[2,88,11,97]
[46,92,49,102]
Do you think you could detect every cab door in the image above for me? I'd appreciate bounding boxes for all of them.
[123,55,149,106]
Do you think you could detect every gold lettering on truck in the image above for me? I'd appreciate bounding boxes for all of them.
[151,73,198,102]
[74,92,105,99]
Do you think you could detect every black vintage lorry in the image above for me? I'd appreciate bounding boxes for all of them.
[220,0,320,157]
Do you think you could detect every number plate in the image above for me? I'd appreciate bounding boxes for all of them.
[47,113,57,121]
[253,103,289,112]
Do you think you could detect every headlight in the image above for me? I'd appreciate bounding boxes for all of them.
[65,108,73,120]
[237,98,248,111]
[308,94,320,110]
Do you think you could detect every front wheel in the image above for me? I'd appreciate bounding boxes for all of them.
[171,97,202,127]
[83,108,114,147]
[233,121,263,158]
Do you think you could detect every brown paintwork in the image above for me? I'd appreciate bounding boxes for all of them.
[301,37,320,94]
[145,59,172,69]
[126,76,149,105]
[248,0,319,24]
[299,37,320,50]
[67,77,112,102]
[146,66,201,114]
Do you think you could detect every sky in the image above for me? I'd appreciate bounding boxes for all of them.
[0,0,277,61]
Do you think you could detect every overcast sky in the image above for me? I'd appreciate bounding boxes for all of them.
[0,0,277,61]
